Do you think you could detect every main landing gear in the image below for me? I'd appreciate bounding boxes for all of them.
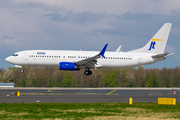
[84,69,92,75]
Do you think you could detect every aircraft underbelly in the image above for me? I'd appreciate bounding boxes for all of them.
[99,60,137,68]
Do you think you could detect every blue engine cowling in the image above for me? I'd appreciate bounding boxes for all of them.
[59,62,80,71]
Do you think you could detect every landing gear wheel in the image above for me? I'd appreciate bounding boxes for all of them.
[84,69,92,75]
[89,70,92,75]
[20,69,24,73]
[84,70,89,75]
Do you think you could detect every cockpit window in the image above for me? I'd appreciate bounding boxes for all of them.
[12,54,18,56]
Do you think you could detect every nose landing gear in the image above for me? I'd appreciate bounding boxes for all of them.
[84,69,92,75]
[20,69,24,73]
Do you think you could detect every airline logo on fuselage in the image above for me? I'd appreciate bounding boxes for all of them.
[148,39,165,51]
[37,52,46,55]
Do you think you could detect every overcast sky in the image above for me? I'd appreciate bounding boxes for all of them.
[1,0,180,69]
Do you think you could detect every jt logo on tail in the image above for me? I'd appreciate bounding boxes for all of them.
[148,41,156,51]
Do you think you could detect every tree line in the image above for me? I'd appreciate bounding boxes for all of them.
[0,67,180,87]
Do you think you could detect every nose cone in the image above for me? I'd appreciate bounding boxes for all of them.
[5,56,11,63]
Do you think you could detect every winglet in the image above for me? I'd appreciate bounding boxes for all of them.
[116,45,122,52]
[99,44,108,58]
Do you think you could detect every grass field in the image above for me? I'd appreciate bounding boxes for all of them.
[0,102,180,120]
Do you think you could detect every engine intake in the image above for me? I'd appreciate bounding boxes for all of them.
[59,62,80,71]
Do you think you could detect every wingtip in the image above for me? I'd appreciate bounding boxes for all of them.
[99,44,108,58]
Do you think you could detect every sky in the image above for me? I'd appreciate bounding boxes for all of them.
[0,0,180,69]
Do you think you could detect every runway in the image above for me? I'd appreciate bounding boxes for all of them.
[0,87,180,103]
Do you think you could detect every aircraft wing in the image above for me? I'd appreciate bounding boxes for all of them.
[75,44,108,68]
[151,53,170,58]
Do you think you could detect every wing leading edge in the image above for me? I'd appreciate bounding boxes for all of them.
[75,44,108,68]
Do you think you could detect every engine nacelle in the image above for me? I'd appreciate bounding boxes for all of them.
[59,62,80,71]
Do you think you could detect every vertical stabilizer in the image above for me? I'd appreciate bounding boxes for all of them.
[129,23,172,54]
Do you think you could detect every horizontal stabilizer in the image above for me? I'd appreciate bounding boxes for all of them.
[152,53,170,58]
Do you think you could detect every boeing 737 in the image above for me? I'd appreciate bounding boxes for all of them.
[5,23,172,75]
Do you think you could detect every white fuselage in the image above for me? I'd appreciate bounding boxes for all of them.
[5,50,164,69]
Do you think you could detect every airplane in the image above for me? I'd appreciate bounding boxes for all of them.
[5,23,172,75]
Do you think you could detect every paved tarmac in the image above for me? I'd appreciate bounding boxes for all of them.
[0,87,180,103]
[1,95,180,103]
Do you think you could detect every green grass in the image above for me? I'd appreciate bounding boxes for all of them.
[0,102,180,120]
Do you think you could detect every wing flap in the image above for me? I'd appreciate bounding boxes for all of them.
[75,55,98,66]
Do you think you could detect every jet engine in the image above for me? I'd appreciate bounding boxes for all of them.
[59,62,80,71]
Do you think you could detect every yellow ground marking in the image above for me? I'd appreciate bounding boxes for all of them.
[152,39,165,41]
[47,90,63,93]
[20,93,64,95]
[107,89,117,95]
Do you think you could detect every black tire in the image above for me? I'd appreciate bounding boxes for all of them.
[89,70,92,75]
[20,69,24,73]
[84,70,89,75]
[84,70,92,75]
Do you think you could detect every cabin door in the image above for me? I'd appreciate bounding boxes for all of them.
[137,55,142,64]
[23,52,28,61]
